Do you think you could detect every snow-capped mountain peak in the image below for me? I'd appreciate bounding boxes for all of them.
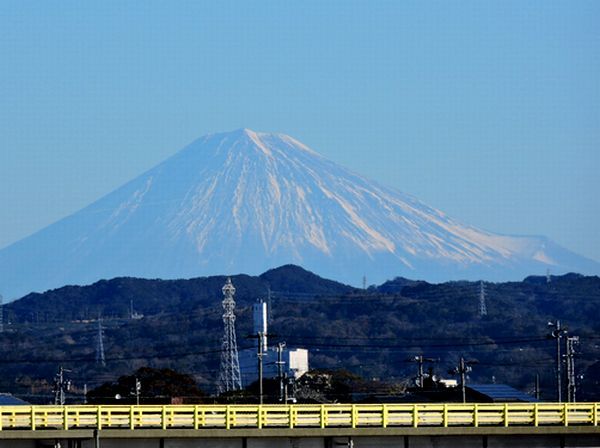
[0,129,597,299]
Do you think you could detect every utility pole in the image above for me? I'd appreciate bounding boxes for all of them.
[53,366,71,405]
[83,383,88,404]
[450,357,476,403]
[548,320,567,402]
[257,331,264,404]
[285,376,295,403]
[408,355,437,388]
[276,342,287,402]
[565,336,579,402]
[256,331,265,404]
[478,281,487,317]
[134,377,142,405]
[534,373,540,401]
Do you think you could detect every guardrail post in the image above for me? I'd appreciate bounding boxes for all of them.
[161,406,167,430]
[534,403,539,427]
[289,405,295,429]
[382,404,388,428]
[473,404,478,427]
[504,403,509,427]
[320,405,326,429]
[194,405,199,430]
[129,406,135,430]
[443,404,448,427]
[351,404,357,428]
[0,407,3,431]
[594,403,598,426]
[564,403,569,427]
[97,406,102,430]
[413,405,418,428]
[30,406,36,431]
[63,406,69,430]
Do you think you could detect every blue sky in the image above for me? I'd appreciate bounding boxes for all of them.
[1,1,599,262]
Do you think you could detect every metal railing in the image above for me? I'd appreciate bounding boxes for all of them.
[0,403,598,431]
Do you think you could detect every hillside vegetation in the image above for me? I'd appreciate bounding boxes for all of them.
[1,266,599,402]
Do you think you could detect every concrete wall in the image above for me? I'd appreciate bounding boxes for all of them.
[1,434,599,448]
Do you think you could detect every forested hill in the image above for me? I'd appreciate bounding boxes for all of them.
[5,264,356,322]
[1,267,600,402]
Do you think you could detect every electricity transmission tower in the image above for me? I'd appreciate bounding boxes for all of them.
[478,281,487,317]
[217,278,242,394]
[95,317,106,367]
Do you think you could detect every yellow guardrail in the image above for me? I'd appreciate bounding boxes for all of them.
[0,403,598,431]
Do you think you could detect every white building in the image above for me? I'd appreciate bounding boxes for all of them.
[240,300,309,384]
[239,346,309,385]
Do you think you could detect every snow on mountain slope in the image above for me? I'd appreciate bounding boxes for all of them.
[0,128,598,300]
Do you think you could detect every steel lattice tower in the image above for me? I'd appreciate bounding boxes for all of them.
[95,317,106,367]
[217,278,242,393]
[478,281,487,317]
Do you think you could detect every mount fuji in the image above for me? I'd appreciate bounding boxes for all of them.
[1,128,598,300]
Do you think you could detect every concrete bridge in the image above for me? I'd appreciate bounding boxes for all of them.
[0,403,598,447]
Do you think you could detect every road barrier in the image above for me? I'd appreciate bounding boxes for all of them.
[0,403,598,431]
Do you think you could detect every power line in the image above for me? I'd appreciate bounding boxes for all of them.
[0,344,255,365]
[280,336,550,350]
[0,333,561,366]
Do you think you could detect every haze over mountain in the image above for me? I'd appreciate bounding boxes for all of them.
[1,129,597,300]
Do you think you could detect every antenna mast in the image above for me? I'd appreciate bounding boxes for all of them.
[217,278,242,394]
